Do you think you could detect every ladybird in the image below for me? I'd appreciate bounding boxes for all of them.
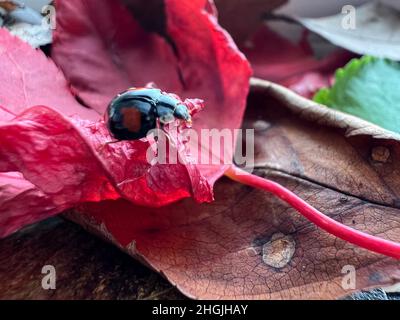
[106,88,191,140]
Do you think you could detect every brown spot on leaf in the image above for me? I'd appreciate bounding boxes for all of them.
[371,146,391,163]
[339,196,349,203]
[262,233,295,269]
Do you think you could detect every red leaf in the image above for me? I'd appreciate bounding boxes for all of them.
[52,0,252,181]
[0,173,62,238]
[0,106,114,237]
[0,29,97,237]
[0,0,251,236]
[1,104,212,203]
[0,103,212,236]
[52,0,180,114]
[0,29,97,121]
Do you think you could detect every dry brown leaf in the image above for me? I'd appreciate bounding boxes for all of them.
[67,79,400,299]
[0,218,184,300]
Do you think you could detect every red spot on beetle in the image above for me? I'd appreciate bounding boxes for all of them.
[121,107,142,133]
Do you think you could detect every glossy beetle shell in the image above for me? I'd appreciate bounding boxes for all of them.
[106,88,191,140]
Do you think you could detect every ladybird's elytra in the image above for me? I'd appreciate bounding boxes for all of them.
[106,88,191,141]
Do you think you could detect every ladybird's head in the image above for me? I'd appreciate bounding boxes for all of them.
[174,103,192,122]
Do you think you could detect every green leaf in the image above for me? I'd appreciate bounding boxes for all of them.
[313,56,400,134]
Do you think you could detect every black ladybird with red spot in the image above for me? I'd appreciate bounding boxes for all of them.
[106,88,191,140]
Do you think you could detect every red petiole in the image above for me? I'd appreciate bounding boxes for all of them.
[225,165,400,260]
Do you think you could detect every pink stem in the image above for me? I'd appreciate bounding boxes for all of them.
[225,166,400,260]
